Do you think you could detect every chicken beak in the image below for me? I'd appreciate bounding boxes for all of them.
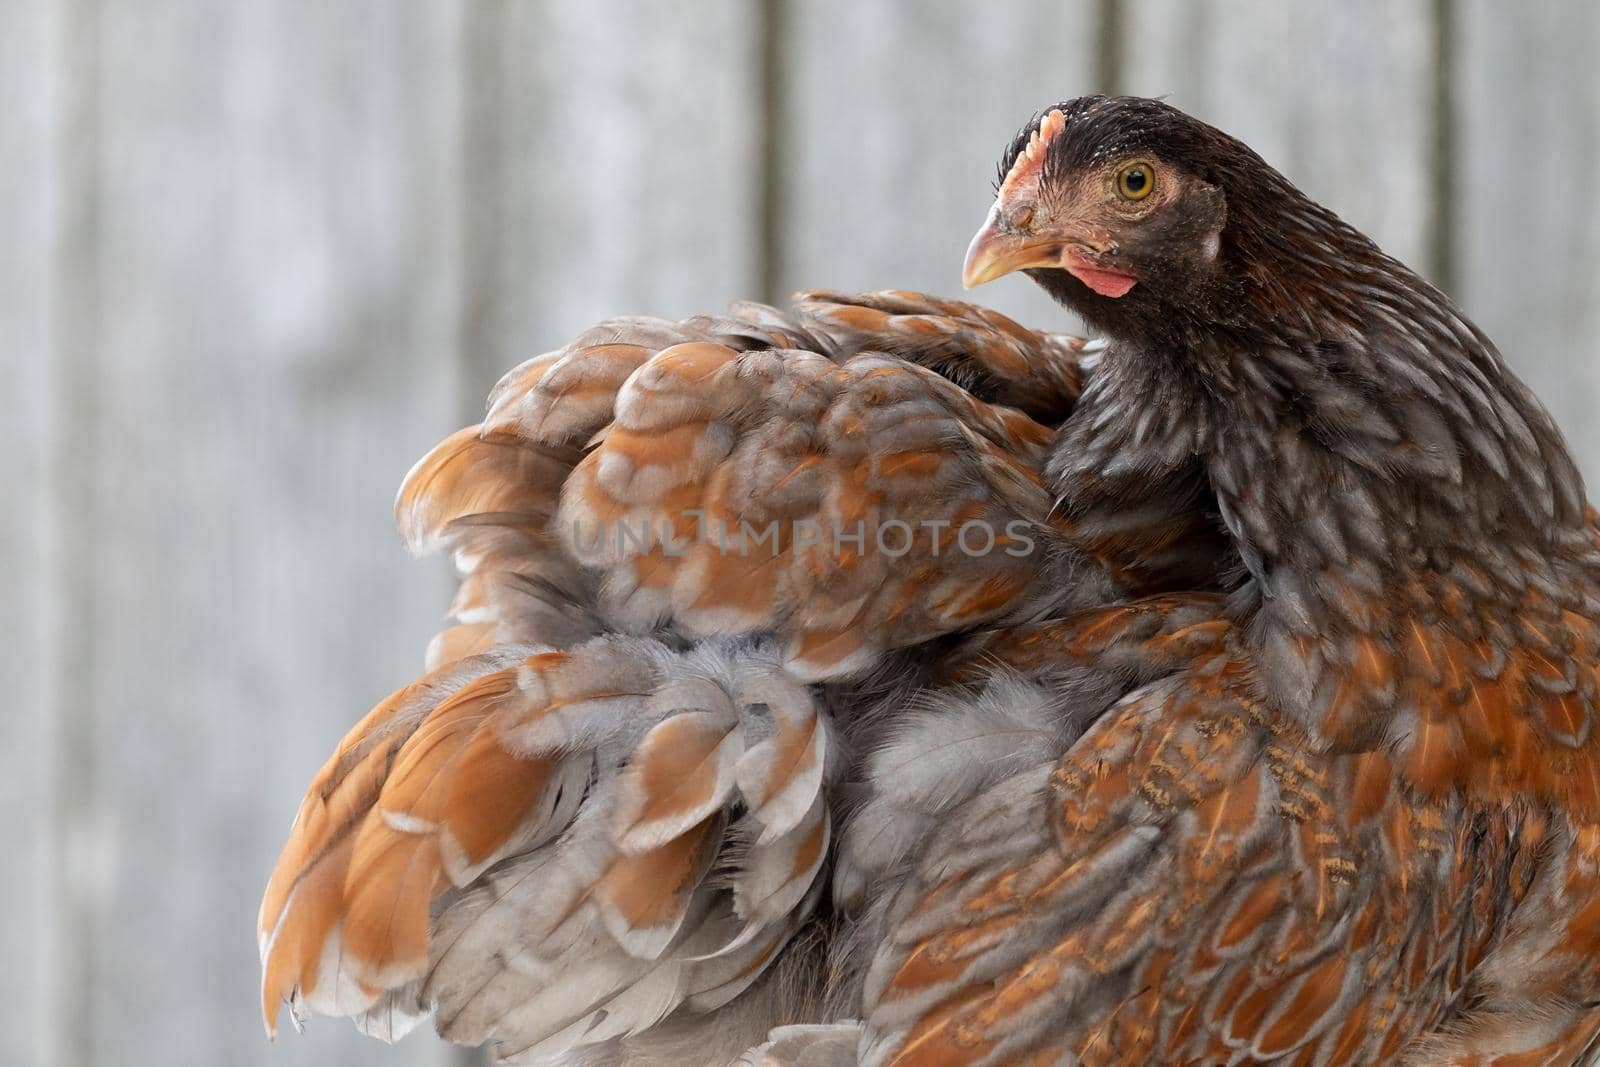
[962,205,1061,289]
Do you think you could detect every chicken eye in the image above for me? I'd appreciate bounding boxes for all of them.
[1116,163,1154,201]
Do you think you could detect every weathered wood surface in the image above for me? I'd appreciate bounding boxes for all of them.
[457,0,765,404]
[28,2,471,1064]
[1121,0,1438,275]
[5,3,1598,1066]
[1457,0,1600,492]
[776,0,1099,334]
[1,4,64,1066]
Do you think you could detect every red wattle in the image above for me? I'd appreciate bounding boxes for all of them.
[1066,263,1138,299]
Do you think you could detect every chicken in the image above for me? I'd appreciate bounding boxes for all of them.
[256,290,1118,1063]
[259,96,1600,1066]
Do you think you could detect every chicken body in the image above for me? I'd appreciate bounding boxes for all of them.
[260,100,1600,1066]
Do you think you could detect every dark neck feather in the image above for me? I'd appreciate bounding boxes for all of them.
[1079,169,1587,577]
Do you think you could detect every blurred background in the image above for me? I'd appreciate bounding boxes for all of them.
[3,1,1597,1065]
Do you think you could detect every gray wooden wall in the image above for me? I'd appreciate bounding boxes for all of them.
[4,2,1597,1065]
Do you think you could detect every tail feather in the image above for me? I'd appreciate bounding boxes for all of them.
[259,636,835,1061]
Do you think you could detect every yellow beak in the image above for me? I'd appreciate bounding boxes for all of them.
[961,205,1063,289]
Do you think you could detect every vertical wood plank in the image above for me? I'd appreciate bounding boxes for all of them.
[777,0,1102,334]
[1457,1,1600,485]
[1121,0,1437,272]
[448,5,763,1060]
[458,0,764,406]
[0,2,63,1064]
[67,2,467,1063]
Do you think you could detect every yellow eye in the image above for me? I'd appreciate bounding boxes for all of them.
[1116,162,1154,201]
